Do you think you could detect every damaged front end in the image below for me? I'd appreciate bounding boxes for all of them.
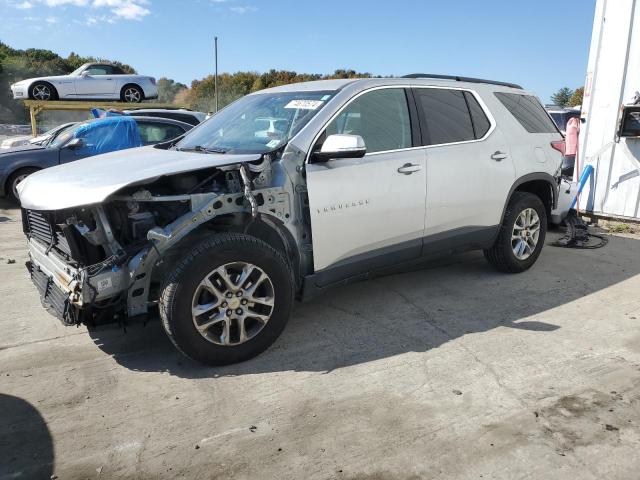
[21,153,297,327]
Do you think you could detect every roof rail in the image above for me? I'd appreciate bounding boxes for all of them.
[402,73,523,90]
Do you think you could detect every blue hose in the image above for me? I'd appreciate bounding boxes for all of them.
[570,164,594,210]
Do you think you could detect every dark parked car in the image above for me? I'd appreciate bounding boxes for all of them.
[0,115,192,201]
[123,108,207,126]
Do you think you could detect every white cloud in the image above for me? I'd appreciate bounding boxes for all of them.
[229,5,255,14]
[10,0,150,21]
[45,15,58,22]
[42,0,89,5]
[108,2,149,20]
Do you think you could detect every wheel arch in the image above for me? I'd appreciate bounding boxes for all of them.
[501,173,558,224]
[150,212,302,292]
[5,166,41,196]
[29,80,58,100]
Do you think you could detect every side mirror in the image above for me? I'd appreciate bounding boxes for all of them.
[65,137,84,150]
[313,134,366,162]
[80,71,89,77]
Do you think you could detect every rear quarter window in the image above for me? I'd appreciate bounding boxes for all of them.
[495,92,558,134]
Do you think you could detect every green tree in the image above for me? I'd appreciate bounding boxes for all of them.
[551,87,574,108]
[568,87,584,107]
[156,77,187,103]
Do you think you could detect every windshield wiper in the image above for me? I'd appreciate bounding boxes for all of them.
[177,145,227,154]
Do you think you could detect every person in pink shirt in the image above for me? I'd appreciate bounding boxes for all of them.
[563,116,580,178]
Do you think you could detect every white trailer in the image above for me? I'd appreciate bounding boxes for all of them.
[580,0,640,221]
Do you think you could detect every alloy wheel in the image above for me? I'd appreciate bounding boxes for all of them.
[511,207,540,260]
[191,261,275,346]
[32,84,51,101]
[124,87,141,102]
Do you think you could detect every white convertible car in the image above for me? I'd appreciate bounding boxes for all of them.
[10,63,158,103]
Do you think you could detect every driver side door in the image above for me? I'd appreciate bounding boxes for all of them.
[305,87,427,286]
[74,65,117,96]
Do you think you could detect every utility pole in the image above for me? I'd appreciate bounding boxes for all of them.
[214,36,219,113]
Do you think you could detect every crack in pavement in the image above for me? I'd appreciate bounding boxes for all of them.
[0,330,88,352]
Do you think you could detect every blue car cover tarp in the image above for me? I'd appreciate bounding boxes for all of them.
[73,116,142,156]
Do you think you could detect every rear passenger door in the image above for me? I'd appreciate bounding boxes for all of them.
[414,87,515,243]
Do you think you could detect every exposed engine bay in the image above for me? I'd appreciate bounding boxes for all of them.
[23,152,304,327]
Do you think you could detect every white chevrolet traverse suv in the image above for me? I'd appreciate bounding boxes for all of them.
[18,74,565,365]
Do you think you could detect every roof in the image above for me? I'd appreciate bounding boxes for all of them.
[254,76,528,95]
[255,79,357,94]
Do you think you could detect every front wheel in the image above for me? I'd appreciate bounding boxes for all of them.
[484,191,547,273]
[159,233,294,366]
[7,168,39,203]
[30,82,57,101]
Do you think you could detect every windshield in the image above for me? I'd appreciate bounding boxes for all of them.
[175,91,334,154]
[70,64,88,76]
[47,123,84,149]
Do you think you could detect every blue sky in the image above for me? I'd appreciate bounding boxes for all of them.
[1,0,596,102]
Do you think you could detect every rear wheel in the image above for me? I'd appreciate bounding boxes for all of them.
[159,233,294,366]
[30,82,57,101]
[484,191,547,273]
[121,84,143,103]
[7,168,39,203]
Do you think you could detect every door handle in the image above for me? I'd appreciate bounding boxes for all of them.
[397,163,422,175]
[491,151,508,161]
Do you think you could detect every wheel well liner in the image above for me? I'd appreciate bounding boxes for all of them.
[150,213,301,291]
[501,173,558,225]
[6,166,41,195]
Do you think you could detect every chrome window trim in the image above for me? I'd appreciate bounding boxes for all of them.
[305,84,497,162]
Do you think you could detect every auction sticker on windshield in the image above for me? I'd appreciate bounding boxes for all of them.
[285,100,324,110]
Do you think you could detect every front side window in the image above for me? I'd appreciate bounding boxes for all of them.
[324,88,412,154]
[176,91,334,154]
[495,93,558,134]
[85,65,112,76]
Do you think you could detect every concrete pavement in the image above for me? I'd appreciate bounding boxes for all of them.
[1,199,640,479]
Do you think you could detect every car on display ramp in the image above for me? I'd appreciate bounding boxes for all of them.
[10,62,158,103]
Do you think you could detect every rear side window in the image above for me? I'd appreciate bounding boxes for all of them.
[464,92,491,138]
[495,93,558,133]
[414,89,475,145]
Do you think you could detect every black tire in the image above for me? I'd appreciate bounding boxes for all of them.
[159,233,294,366]
[29,82,57,101]
[120,84,144,103]
[484,191,547,273]
[7,168,39,203]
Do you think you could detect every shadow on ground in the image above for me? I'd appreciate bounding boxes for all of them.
[0,394,54,479]
[86,233,640,378]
